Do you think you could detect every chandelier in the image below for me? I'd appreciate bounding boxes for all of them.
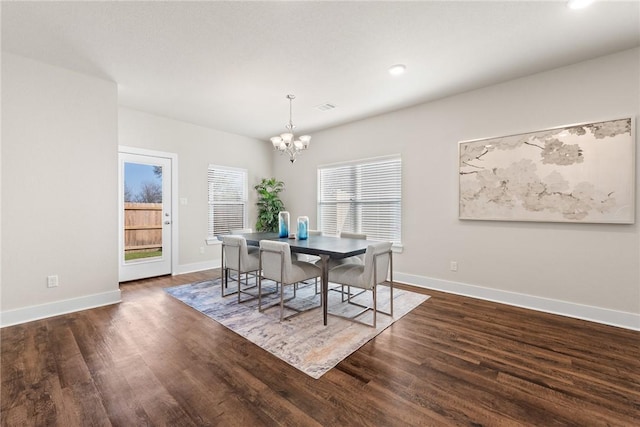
[270,94,311,163]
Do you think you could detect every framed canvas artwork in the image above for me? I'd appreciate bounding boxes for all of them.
[459,117,635,223]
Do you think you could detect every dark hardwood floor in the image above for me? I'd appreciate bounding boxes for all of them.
[2,270,639,426]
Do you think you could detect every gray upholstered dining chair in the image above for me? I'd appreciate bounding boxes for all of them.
[327,241,393,327]
[229,228,259,256]
[230,228,253,234]
[338,231,364,239]
[259,240,322,321]
[296,229,322,263]
[221,235,260,302]
[329,231,367,268]
[329,231,368,300]
[295,229,323,293]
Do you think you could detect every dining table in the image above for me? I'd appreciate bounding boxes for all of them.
[233,232,374,326]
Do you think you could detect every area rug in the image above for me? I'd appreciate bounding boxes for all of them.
[165,278,429,379]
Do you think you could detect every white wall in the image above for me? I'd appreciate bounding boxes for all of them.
[1,53,121,326]
[276,48,640,329]
[118,108,272,274]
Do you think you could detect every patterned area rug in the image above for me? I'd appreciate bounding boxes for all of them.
[165,278,429,379]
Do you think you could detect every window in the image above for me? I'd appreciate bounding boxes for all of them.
[208,165,247,237]
[318,156,402,246]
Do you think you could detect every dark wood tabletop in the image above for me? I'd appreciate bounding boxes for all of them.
[238,232,372,259]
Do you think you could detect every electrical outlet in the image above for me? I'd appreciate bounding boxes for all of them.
[47,275,59,288]
[450,261,458,272]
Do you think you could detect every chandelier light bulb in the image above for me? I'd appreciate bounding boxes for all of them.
[270,136,282,148]
[299,135,311,149]
[281,133,293,144]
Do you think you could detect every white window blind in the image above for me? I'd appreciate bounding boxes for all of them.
[318,156,401,245]
[208,165,247,237]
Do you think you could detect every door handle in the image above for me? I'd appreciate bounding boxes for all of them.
[164,221,171,225]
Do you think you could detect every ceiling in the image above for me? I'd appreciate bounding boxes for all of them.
[2,1,639,141]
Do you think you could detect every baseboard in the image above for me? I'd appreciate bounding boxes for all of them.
[395,272,640,331]
[174,260,221,276]
[0,289,122,328]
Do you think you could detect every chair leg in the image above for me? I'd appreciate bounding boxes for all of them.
[223,268,241,298]
[373,285,377,328]
[258,274,263,312]
[221,267,229,297]
[280,283,284,322]
[390,281,394,317]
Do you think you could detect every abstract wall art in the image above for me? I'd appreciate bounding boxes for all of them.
[459,117,635,223]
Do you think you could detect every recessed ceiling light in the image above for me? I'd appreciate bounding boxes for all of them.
[567,0,595,10]
[388,64,406,76]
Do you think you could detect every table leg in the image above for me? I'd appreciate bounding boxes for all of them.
[320,254,329,326]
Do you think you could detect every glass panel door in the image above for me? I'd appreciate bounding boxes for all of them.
[124,162,163,262]
[119,151,172,282]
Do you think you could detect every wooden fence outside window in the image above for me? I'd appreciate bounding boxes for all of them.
[124,202,162,255]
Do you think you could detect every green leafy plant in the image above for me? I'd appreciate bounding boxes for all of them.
[254,178,285,232]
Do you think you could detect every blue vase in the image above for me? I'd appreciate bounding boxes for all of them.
[278,211,290,238]
[297,216,309,240]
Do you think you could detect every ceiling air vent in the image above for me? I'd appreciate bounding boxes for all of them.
[315,103,336,112]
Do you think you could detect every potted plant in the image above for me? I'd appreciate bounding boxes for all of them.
[254,178,285,232]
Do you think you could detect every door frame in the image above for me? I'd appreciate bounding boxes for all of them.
[118,145,179,280]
